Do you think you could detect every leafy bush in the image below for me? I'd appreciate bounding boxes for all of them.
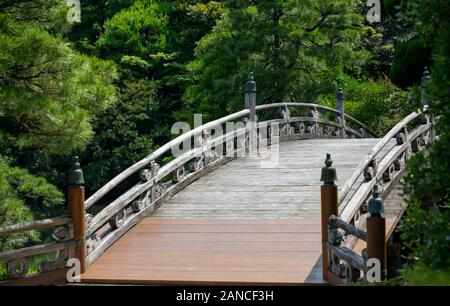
[317,76,410,136]
[389,36,432,89]
[396,0,450,285]
[80,80,158,194]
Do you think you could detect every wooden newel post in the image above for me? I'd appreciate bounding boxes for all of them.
[245,72,257,154]
[320,153,338,280]
[366,185,387,279]
[68,156,86,274]
[336,88,346,138]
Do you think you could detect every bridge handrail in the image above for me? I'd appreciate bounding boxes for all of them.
[338,109,423,209]
[255,102,376,137]
[0,216,71,237]
[84,109,250,209]
[340,121,432,223]
[82,100,374,266]
[330,106,436,267]
[85,101,373,211]
[322,102,435,284]
[0,215,74,281]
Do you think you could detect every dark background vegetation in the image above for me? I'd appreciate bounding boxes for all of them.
[0,0,448,284]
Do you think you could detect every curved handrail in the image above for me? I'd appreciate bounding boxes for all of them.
[85,109,250,209]
[325,114,434,283]
[86,102,374,209]
[82,101,379,266]
[338,110,422,209]
[255,102,376,137]
[256,102,339,115]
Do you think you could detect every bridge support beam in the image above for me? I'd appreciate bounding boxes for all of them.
[320,154,338,280]
[68,157,87,274]
[366,185,387,280]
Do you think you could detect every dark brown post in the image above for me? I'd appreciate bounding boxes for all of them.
[320,153,338,280]
[68,156,86,273]
[366,185,387,279]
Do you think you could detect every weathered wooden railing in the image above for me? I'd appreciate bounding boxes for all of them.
[0,217,74,281]
[81,73,374,267]
[0,72,374,284]
[320,68,436,285]
[0,160,86,285]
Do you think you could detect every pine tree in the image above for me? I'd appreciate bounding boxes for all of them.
[183,0,371,120]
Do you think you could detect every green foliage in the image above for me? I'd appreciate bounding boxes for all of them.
[0,156,65,252]
[67,0,136,54]
[389,36,432,88]
[97,0,170,72]
[3,1,448,288]
[80,80,158,192]
[182,0,372,121]
[402,264,450,286]
[396,0,450,284]
[71,1,224,195]
[0,0,117,238]
[0,0,118,156]
[399,199,450,269]
[318,76,410,135]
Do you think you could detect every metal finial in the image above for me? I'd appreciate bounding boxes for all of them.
[422,66,430,80]
[245,72,257,93]
[421,67,431,106]
[336,87,344,101]
[320,153,337,185]
[325,153,332,167]
[68,156,85,186]
[74,156,80,169]
[368,184,384,217]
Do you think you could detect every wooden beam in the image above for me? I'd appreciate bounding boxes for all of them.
[0,216,71,237]
[0,268,69,286]
[328,215,367,241]
[0,241,75,261]
[328,243,366,272]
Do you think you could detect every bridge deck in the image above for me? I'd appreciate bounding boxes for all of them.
[80,218,325,285]
[81,139,400,285]
[153,139,382,219]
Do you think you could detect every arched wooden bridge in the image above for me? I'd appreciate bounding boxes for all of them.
[0,73,436,286]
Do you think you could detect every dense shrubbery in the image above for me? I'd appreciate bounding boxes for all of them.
[318,76,411,136]
[395,0,450,285]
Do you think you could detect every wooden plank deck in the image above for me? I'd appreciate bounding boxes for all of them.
[81,219,326,285]
[81,139,398,285]
[154,139,388,219]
